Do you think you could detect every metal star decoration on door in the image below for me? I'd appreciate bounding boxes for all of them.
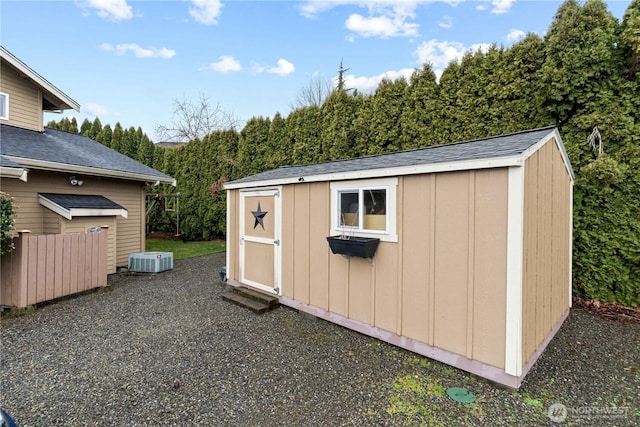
[251,201,268,229]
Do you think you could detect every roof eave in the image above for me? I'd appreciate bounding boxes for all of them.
[1,46,80,112]
[224,155,525,190]
[0,166,28,182]
[4,156,176,186]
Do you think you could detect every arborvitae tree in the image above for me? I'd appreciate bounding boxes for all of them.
[399,64,443,149]
[286,105,322,164]
[80,118,92,136]
[620,0,640,80]
[319,90,359,161]
[110,122,125,153]
[68,117,78,133]
[136,133,155,166]
[352,94,374,157]
[266,112,290,169]
[365,77,408,155]
[500,33,550,131]
[237,117,271,176]
[540,0,620,167]
[96,123,113,148]
[88,117,103,140]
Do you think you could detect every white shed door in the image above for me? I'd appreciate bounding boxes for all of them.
[239,189,281,294]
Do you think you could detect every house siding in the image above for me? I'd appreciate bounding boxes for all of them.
[0,62,43,131]
[0,170,146,272]
[521,138,572,365]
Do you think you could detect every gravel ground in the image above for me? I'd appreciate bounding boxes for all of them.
[1,253,638,427]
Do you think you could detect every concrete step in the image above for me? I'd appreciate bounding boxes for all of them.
[221,287,279,314]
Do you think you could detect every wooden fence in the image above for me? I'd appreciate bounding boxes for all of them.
[1,228,108,308]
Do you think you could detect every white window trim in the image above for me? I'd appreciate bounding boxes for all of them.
[0,92,9,120]
[330,177,398,242]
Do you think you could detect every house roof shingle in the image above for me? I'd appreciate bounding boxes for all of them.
[226,126,571,189]
[0,124,175,184]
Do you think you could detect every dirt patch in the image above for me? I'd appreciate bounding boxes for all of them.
[147,231,183,241]
[573,296,640,322]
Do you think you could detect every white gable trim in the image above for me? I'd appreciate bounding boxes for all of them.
[224,155,525,190]
[0,46,80,112]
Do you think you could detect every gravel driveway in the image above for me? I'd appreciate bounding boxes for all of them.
[1,253,638,426]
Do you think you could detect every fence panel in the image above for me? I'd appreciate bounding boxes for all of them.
[0,229,108,308]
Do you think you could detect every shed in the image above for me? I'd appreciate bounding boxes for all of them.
[223,126,574,388]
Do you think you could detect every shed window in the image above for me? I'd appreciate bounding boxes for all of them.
[0,93,8,120]
[331,178,398,242]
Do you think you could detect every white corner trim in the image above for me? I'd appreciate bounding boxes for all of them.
[226,189,231,284]
[505,166,525,377]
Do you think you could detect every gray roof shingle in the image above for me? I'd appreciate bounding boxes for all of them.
[39,193,126,210]
[228,126,561,186]
[0,124,173,182]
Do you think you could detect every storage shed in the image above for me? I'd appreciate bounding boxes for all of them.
[224,126,574,388]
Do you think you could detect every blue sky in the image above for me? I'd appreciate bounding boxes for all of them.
[1,0,632,141]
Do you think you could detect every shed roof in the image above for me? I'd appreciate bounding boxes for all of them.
[0,124,175,185]
[39,193,128,220]
[225,126,573,189]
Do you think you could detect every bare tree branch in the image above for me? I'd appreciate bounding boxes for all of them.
[289,74,333,110]
[154,93,240,142]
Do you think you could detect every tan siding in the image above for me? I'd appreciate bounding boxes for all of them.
[373,241,399,333]
[0,170,146,272]
[399,174,433,343]
[433,171,470,356]
[328,245,349,316]
[0,62,43,131]
[348,257,373,323]
[42,209,60,234]
[522,138,572,365]
[292,185,310,304]
[471,169,508,369]
[308,182,330,310]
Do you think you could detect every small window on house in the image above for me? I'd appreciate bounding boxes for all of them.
[331,178,398,242]
[0,93,8,120]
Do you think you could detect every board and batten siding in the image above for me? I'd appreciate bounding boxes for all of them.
[0,62,43,131]
[521,138,572,365]
[273,168,509,370]
[0,170,146,272]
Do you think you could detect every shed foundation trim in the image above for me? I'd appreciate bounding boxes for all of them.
[278,295,524,389]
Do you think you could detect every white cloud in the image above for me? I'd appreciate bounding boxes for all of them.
[506,28,525,42]
[82,0,133,22]
[342,68,415,94]
[83,103,120,117]
[101,43,176,59]
[252,59,295,76]
[206,55,242,73]
[438,15,453,29]
[345,12,419,38]
[189,0,223,25]
[491,0,515,15]
[413,39,491,80]
[267,59,295,76]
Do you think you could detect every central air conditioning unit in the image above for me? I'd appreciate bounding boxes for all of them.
[128,252,174,273]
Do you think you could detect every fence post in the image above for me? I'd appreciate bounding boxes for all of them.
[99,225,109,286]
[17,230,30,308]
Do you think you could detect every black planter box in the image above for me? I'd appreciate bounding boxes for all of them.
[326,236,380,258]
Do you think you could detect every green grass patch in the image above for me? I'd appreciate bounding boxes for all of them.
[145,239,225,260]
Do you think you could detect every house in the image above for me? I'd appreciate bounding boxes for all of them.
[223,126,574,388]
[0,46,175,306]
